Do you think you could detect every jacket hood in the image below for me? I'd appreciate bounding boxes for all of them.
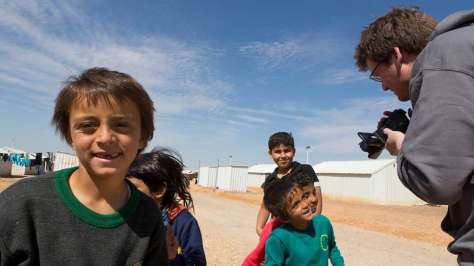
[431,9,474,40]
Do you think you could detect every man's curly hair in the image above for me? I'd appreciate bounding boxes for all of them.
[355,7,437,71]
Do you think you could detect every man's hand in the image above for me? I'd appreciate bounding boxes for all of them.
[378,111,392,129]
[383,128,405,155]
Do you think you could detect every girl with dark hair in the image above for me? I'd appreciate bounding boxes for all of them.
[128,148,206,266]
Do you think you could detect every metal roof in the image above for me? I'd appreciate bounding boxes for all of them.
[0,146,26,154]
[314,159,396,175]
[248,164,277,174]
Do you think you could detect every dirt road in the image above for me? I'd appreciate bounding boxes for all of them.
[192,190,457,266]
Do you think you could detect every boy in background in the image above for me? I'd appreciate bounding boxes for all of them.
[243,132,322,265]
[0,68,167,265]
[264,175,344,266]
[257,132,322,235]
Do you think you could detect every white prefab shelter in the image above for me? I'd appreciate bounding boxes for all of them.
[0,160,12,176]
[314,159,425,205]
[247,164,276,187]
[216,166,248,192]
[0,147,26,154]
[53,152,79,171]
[0,147,25,176]
[0,147,34,176]
[198,166,218,188]
[197,166,209,187]
[198,165,248,192]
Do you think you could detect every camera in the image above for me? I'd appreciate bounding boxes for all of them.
[357,109,410,159]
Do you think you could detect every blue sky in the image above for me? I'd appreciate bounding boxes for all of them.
[1,1,472,169]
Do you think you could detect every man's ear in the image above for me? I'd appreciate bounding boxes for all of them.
[393,47,404,75]
[393,47,403,64]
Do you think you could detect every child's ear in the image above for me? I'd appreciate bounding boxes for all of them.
[279,216,290,223]
[138,138,146,151]
[153,185,167,201]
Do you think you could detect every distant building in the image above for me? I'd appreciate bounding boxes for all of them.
[314,159,425,205]
[196,159,425,205]
[198,165,248,192]
[246,164,276,188]
[0,148,78,177]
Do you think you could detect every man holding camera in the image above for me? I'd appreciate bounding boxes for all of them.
[355,7,474,265]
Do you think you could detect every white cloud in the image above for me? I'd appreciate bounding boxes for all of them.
[239,35,347,71]
[0,0,232,115]
[319,68,367,85]
[240,40,302,70]
[226,106,311,121]
[237,114,269,124]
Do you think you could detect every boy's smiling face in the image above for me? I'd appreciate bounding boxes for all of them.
[69,97,145,180]
[269,144,295,170]
[284,184,316,229]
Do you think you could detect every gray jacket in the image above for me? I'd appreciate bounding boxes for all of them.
[398,10,474,262]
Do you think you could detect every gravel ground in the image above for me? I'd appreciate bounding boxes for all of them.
[191,190,457,266]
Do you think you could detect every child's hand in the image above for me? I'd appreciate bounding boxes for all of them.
[166,224,180,260]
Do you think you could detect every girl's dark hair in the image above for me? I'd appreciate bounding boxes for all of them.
[128,148,193,210]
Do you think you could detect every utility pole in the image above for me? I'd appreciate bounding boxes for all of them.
[305,145,311,164]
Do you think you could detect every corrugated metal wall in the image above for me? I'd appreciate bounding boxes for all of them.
[53,152,79,171]
[10,164,44,176]
[0,161,12,176]
[208,167,218,188]
[229,166,248,192]
[198,166,209,187]
[196,161,424,205]
[319,174,371,199]
[198,166,248,192]
[216,166,230,190]
[215,166,247,192]
[318,162,425,205]
[246,173,266,187]
[382,165,425,204]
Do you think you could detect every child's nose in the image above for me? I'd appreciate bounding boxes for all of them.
[96,125,116,143]
[306,193,317,205]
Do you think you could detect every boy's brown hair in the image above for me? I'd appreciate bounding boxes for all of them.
[268,132,295,151]
[354,7,437,71]
[52,67,155,150]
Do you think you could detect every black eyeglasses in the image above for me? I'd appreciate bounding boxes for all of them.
[369,63,382,82]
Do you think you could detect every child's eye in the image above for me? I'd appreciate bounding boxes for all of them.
[116,122,129,128]
[77,122,97,130]
[291,200,301,209]
[113,121,131,130]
